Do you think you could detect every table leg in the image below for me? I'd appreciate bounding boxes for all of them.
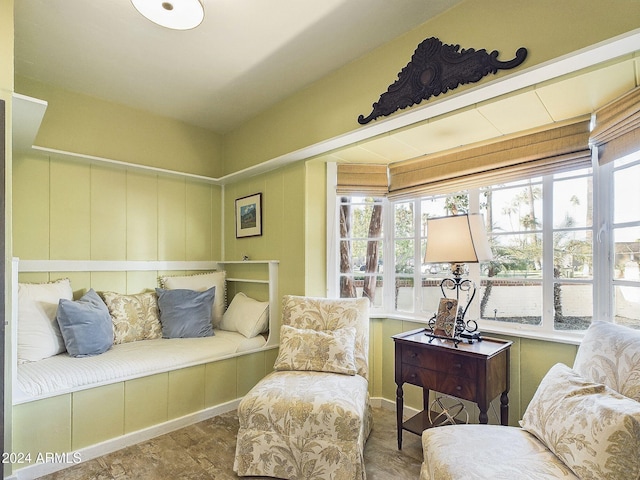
[478,400,489,424]
[500,391,509,426]
[396,384,404,450]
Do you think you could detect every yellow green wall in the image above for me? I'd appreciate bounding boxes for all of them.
[15,77,224,179]
[222,161,307,298]
[222,0,640,173]
[13,151,222,263]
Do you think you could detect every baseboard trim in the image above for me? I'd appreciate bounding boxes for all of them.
[8,399,241,480]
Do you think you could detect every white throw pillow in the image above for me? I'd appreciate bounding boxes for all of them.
[18,278,73,363]
[220,292,269,338]
[159,271,226,327]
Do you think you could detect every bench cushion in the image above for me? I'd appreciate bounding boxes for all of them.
[16,330,266,399]
[234,370,372,479]
[421,424,578,480]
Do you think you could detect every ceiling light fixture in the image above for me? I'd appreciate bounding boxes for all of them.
[131,0,204,30]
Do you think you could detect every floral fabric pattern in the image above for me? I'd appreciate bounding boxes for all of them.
[420,321,640,480]
[102,291,162,344]
[234,295,371,479]
[520,363,640,480]
[421,424,578,480]
[573,320,640,402]
[281,295,370,380]
[273,325,357,375]
[234,370,372,479]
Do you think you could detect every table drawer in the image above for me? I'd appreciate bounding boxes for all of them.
[436,372,476,401]
[402,345,436,368]
[436,350,477,378]
[402,365,437,388]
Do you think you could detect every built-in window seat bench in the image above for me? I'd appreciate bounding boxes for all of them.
[8,259,279,480]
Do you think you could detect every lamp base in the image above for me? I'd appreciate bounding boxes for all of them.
[459,329,482,343]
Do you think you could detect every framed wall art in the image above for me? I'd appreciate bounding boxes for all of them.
[235,193,262,238]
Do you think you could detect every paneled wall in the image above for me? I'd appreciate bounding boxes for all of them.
[222,161,307,298]
[13,151,222,266]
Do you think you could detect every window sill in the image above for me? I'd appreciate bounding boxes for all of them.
[371,311,584,346]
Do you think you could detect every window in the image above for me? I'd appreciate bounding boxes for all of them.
[612,154,640,328]
[337,196,384,308]
[330,152,640,335]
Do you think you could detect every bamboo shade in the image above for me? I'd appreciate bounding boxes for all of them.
[388,119,592,199]
[590,86,640,165]
[336,163,389,196]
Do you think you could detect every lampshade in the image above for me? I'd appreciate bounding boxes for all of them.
[131,0,204,30]
[424,214,493,264]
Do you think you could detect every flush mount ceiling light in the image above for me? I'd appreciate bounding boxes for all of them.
[131,0,204,30]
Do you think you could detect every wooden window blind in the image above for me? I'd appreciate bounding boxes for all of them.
[590,86,640,165]
[336,163,389,196]
[388,118,591,199]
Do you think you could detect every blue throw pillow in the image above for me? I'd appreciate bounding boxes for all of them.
[56,289,114,358]
[156,287,216,338]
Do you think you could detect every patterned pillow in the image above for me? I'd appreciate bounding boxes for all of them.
[101,291,162,344]
[520,363,640,480]
[281,295,369,379]
[273,325,357,375]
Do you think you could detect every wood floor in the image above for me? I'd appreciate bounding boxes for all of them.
[36,406,424,479]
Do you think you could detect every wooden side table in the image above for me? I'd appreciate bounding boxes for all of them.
[392,328,512,450]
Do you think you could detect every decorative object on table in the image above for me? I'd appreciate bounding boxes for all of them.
[433,298,458,338]
[428,395,469,427]
[424,213,493,345]
[357,36,528,124]
[235,193,262,238]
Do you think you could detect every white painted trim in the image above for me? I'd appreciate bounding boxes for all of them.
[31,146,222,185]
[17,259,220,272]
[326,162,338,298]
[8,399,241,480]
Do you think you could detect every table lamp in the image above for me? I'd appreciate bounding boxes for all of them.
[424,213,493,342]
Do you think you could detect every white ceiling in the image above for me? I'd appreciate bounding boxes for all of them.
[14,0,464,134]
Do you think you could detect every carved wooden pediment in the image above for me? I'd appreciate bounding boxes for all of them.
[358,37,528,124]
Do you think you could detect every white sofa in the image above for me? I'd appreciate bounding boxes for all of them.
[420,321,640,480]
[10,259,279,480]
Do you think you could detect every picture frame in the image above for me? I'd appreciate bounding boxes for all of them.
[434,298,458,338]
[235,193,262,238]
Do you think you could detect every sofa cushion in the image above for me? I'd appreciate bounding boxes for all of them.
[156,287,216,338]
[56,289,114,358]
[420,424,578,480]
[520,363,640,480]
[281,295,370,379]
[102,291,162,344]
[235,370,372,479]
[219,292,268,338]
[159,271,226,327]
[17,278,73,363]
[273,325,357,375]
[573,320,640,402]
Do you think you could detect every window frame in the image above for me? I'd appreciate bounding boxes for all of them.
[327,145,639,342]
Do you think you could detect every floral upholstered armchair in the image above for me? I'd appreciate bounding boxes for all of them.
[233,295,372,480]
[420,321,640,480]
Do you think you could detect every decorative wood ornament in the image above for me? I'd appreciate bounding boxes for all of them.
[358,37,528,124]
